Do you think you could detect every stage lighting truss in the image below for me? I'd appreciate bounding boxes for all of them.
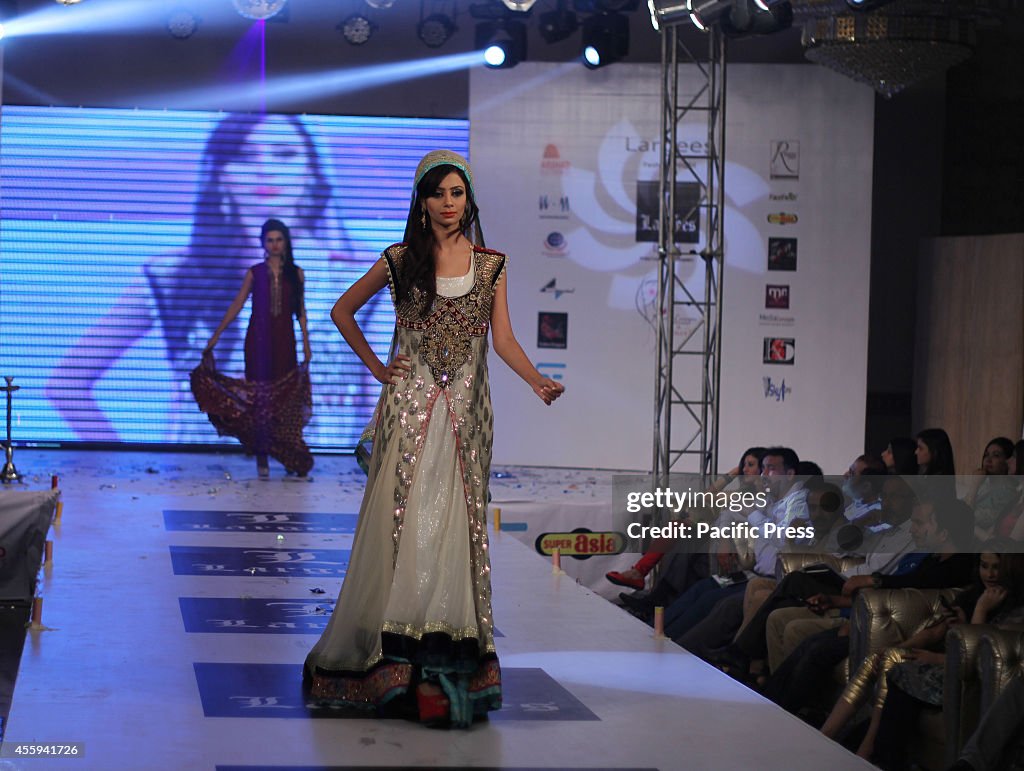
[581,11,629,68]
[476,19,527,68]
[232,0,288,21]
[167,8,200,39]
[339,13,376,44]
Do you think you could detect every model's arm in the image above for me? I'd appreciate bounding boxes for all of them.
[45,279,156,441]
[205,269,254,352]
[330,259,406,385]
[489,268,564,405]
[297,267,311,364]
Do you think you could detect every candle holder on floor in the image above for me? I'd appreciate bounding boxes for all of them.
[2,376,23,484]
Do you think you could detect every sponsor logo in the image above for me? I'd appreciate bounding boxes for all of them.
[541,143,571,173]
[769,192,798,201]
[767,212,798,225]
[635,180,700,244]
[535,528,627,559]
[539,194,571,219]
[537,362,566,382]
[543,231,568,257]
[758,312,795,328]
[770,140,799,179]
[763,337,795,365]
[763,376,792,402]
[625,136,707,155]
[765,284,790,309]
[540,278,575,299]
[538,312,568,349]
[767,237,797,271]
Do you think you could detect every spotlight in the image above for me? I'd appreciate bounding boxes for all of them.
[232,0,288,21]
[54,0,84,5]
[647,0,689,30]
[0,23,4,40]
[581,12,628,68]
[723,0,791,36]
[339,13,375,45]
[418,13,456,48]
[167,8,199,39]
[500,0,539,10]
[687,0,731,31]
[476,20,526,69]
[538,7,579,43]
[364,0,395,7]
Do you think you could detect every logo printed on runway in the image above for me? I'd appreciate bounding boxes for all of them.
[195,663,598,721]
[164,510,357,533]
[169,546,349,577]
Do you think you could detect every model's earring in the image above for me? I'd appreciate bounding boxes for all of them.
[420,209,427,229]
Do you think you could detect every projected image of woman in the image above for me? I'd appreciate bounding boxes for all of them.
[304,150,564,727]
[190,219,313,478]
[46,113,377,444]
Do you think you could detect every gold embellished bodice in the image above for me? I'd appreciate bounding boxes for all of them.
[385,244,505,388]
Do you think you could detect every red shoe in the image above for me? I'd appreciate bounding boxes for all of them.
[416,684,450,727]
[606,570,645,590]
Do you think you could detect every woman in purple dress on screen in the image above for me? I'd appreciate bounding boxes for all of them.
[193,219,313,478]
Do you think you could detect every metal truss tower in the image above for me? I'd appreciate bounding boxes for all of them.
[652,25,727,487]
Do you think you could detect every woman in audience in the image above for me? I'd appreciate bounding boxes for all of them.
[915,427,957,499]
[996,439,1024,540]
[872,548,1024,769]
[881,437,918,476]
[819,545,1023,761]
[963,436,1017,540]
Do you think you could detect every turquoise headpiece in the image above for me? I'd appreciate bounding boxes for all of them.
[413,150,474,197]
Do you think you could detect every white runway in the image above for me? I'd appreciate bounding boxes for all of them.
[1,450,871,770]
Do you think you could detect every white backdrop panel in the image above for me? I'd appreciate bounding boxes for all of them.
[470,63,874,474]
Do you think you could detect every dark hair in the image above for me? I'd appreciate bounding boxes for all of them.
[398,163,481,310]
[857,453,887,474]
[916,428,956,476]
[260,218,303,315]
[984,437,1015,472]
[762,446,799,473]
[739,447,767,472]
[886,437,919,475]
[796,460,823,479]
[927,495,974,549]
[957,542,1024,618]
[1014,440,1024,474]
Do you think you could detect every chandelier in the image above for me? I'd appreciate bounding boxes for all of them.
[791,0,1011,97]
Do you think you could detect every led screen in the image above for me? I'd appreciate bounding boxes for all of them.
[0,106,469,449]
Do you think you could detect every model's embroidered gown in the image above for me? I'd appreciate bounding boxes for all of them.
[190,262,314,475]
[304,244,505,725]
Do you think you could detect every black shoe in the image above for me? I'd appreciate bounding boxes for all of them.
[619,591,655,614]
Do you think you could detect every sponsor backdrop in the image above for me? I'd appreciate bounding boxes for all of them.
[470,63,873,472]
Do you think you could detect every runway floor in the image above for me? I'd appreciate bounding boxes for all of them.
[0,449,872,770]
